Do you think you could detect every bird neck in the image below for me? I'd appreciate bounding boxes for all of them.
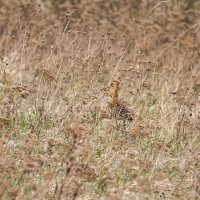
[112,84,119,103]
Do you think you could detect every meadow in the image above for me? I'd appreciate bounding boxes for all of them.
[0,1,200,199]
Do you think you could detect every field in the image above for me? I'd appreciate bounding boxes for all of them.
[0,1,200,199]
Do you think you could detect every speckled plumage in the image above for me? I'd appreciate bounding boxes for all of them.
[108,101,133,121]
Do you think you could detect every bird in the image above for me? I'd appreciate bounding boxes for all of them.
[107,80,133,123]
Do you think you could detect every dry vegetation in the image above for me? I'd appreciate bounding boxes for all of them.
[0,0,200,199]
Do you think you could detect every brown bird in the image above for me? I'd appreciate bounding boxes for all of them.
[107,81,133,123]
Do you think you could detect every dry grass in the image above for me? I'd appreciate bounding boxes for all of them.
[0,1,200,199]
